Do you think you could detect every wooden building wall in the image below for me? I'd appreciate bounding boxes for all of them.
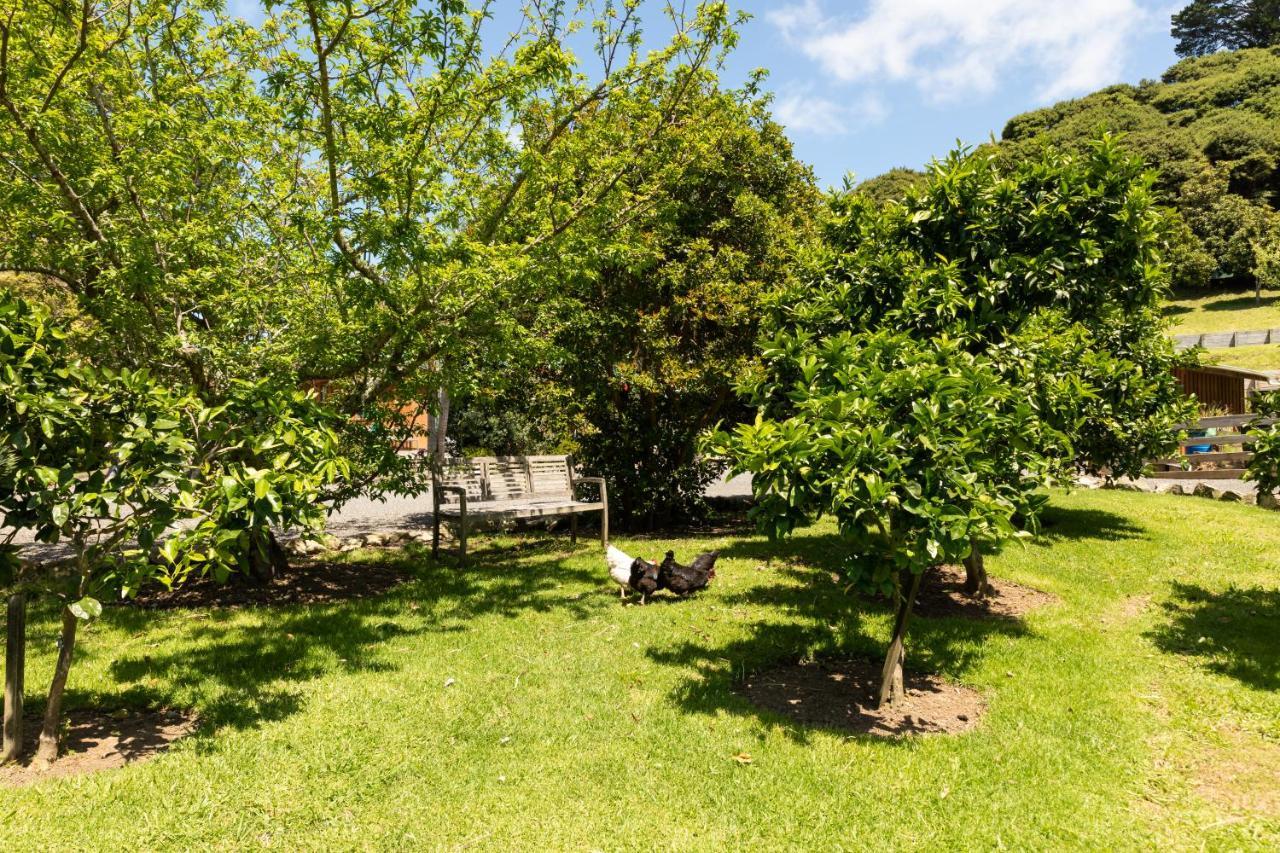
[1173,367,1246,414]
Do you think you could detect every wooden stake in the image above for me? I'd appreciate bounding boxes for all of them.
[2,593,25,764]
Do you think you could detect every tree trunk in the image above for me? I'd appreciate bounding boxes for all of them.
[35,605,79,766]
[2,593,25,764]
[246,528,290,584]
[963,539,990,598]
[878,568,925,708]
[429,386,451,464]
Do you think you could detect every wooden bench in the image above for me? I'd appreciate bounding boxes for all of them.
[431,455,608,562]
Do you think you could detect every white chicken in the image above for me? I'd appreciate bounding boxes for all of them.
[606,544,660,603]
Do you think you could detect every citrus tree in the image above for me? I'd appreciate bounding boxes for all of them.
[709,332,1060,705]
[0,294,346,764]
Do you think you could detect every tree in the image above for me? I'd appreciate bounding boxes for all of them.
[711,141,1190,704]
[0,293,346,763]
[0,1,745,530]
[1173,1,1280,57]
[710,333,1059,705]
[989,47,1280,291]
[484,95,818,530]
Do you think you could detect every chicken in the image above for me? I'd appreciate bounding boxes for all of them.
[606,545,661,603]
[657,550,719,597]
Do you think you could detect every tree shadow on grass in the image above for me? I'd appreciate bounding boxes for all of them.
[646,560,1032,743]
[1147,581,1279,691]
[1202,293,1278,313]
[1035,504,1146,544]
[30,537,611,738]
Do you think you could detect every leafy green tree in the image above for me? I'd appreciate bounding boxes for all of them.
[1246,390,1280,500]
[712,141,1189,703]
[498,97,819,529]
[991,48,1280,291]
[1173,1,1280,57]
[0,293,346,764]
[853,167,927,204]
[0,1,745,547]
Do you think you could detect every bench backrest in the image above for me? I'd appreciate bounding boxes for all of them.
[435,455,574,504]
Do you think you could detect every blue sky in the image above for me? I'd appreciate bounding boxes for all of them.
[720,0,1185,187]
[227,1,1185,188]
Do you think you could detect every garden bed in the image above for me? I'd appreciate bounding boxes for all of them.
[0,709,196,787]
[126,560,410,609]
[738,657,983,737]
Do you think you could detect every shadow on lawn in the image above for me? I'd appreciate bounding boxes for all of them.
[647,559,1031,742]
[1201,293,1277,313]
[1148,581,1280,691]
[62,538,608,735]
[1035,504,1145,544]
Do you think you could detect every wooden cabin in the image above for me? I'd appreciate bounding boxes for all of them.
[1172,364,1273,414]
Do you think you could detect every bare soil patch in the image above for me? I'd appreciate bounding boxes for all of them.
[126,560,410,610]
[1193,729,1280,817]
[1,708,196,787]
[738,657,984,737]
[911,564,1056,620]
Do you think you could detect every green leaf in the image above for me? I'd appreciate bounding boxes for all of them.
[69,596,103,621]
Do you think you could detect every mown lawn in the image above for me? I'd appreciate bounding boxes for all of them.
[1208,343,1280,373]
[2,490,1278,850]
[1165,286,1280,335]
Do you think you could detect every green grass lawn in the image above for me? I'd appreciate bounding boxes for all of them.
[1208,343,1280,373]
[1165,286,1280,335]
[2,490,1278,850]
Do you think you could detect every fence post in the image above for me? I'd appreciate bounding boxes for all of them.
[2,593,25,764]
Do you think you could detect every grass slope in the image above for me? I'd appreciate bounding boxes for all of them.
[1165,286,1280,336]
[2,490,1278,850]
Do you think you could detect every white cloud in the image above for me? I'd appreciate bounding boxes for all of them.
[773,89,887,136]
[769,0,1158,105]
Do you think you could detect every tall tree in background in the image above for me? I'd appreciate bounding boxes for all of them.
[0,1,743,528]
[1173,1,1280,57]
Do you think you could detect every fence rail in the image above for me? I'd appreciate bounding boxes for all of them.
[1151,414,1269,480]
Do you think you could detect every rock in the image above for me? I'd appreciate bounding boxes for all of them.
[1164,484,1185,496]
[1218,490,1242,503]
[1259,493,1278,510]
[1193,484,1216,499]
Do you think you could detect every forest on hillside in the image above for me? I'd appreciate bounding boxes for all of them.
[860,47,1280,293]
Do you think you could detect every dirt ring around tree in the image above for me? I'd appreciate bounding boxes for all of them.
[0,708,197,787]
[738,657,985,738]
[124,559,411,610]
[910,564,1057,620]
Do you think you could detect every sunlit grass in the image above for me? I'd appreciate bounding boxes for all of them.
[1208,343,1280,373]
[1165,286,1280,335]
[1,490,1277,849]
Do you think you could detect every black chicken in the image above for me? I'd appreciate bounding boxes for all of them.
[657,550,719,597]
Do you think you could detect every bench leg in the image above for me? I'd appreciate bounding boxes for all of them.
[432,510,440,559]
[570,510,577,546]
[459,514,467,566]
[600,505,608,548]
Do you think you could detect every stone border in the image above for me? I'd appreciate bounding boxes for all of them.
[1087,478,1277,509]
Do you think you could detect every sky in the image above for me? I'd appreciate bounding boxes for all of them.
[720,0,1186,188]
[226,0,1187,189]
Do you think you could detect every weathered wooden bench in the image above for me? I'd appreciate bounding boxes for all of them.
[431,455,608,562]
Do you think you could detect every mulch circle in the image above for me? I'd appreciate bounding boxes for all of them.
[738,657,984,738]
[907,564,1055,620]
[0,708,197,787]
[126,560,410,610]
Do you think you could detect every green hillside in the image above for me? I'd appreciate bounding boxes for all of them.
[861,48,1280,294]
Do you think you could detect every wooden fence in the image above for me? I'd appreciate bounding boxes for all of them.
[1147,414,1272,480]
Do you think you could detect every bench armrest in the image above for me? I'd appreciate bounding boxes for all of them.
[572,477,607,501]
[433,484,468,510]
